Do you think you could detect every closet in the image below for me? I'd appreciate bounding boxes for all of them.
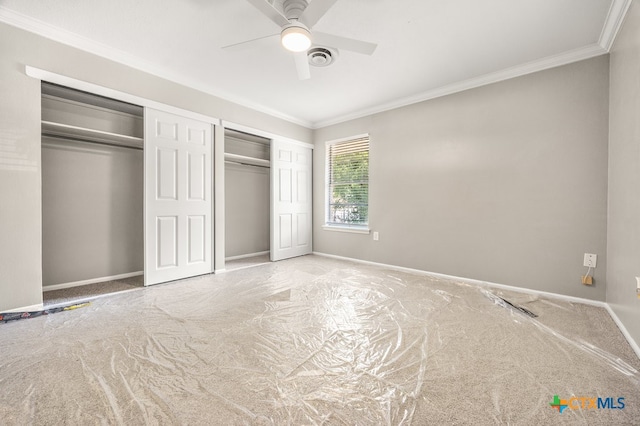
[39,76,309,295]
[41,82,144,291]
[222,126,315,270]
[224,129,271,269]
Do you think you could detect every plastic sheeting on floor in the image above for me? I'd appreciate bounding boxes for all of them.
[1,255,639,425]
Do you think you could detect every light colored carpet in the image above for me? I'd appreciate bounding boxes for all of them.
[1,255,638,425]
[42,274,144,307]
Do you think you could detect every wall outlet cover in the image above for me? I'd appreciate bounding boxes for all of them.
[583,253,597,268]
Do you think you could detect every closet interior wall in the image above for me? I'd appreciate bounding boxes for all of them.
[224,129,271,260]
[41,82,144,288]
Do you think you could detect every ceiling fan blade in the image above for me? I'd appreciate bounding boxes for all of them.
[245,0,290,28]
[221,34,279,51]
[294,52,311,80]
[313,31,377,55]
[298,0,338,28]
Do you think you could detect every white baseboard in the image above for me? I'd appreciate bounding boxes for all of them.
[225,251,270,261]
[312,252,639,359]
[43,271,143,292]
[214,269,227,274]
[312,252,605,306]
[2,303,44,313]
[604,304,640,360]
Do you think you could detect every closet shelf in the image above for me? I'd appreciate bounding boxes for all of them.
[224,153,270,167]
[42,121,144,149]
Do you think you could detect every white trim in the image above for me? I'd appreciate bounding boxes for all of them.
[0,7,310,128]
[221,120,314,149]
[311,252,640,359]
[325,135,370,231]
[214,269,227,274]
[225,251,270,261]
[326,133,370,145]
[26,66,221,126]
[42,271,143,292]
[2,303,44,313]
[3,5,629,132]
[322,225,370,234]
[604,304,640,360]
[598,0,633,51]
[3,6,621,131]
[311,44,607,129]
[214,125,226,272]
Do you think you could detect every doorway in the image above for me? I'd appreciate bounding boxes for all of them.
[41,82,145,305]
[224,129,271,271]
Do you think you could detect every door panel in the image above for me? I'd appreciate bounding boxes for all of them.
[297,170,307,202]
[297,213,309,246]
[187,215,205,263]
[271,140,312,261]
[188,127,206,145]
[188,152,205,200]
[145,108,213,285]
[157,216,177,268]
[279,214,292,249]
[157,148,178,200]
[279,169,292,202]
[156,120,178,140]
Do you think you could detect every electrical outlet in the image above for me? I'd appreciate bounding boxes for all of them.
[583,253,597,268]
[373,231,379,241]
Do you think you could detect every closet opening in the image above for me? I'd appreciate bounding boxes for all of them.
[41,82,145,306]
[224,129,272,271]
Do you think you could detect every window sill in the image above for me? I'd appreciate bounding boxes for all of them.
[322,225,370,235]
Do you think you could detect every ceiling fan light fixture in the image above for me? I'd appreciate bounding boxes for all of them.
[281,23,312,52]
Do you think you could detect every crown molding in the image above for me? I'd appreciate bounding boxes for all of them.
[0,6,312,128]
[311,43,607,129]
[599,0,633,51]
[1,3,629,131]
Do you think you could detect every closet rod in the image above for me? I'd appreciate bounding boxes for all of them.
[224,160,270,169]
[42,134,144,151]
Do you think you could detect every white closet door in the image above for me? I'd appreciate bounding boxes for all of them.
[270,140,312,261]
[144,108,213,285]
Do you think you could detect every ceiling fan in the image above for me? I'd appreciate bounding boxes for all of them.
[222,0,377,80]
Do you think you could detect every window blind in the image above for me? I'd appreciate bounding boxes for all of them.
[326,136,369,227]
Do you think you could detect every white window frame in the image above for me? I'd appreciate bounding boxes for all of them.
[323,134,370,234]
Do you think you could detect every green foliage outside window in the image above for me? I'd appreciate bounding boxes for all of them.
[328,141,369,226]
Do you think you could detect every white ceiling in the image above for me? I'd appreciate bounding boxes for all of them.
[0,0,629,128]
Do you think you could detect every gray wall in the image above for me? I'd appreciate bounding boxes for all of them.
[607,0,640,345]
[0,22,311,311]
[225,163,270,258]
[313,56,610,301]
[42,139,143,286]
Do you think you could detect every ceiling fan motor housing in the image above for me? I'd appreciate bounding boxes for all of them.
[282,0,308,20]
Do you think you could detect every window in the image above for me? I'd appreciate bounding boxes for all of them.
[325,135,369,230]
